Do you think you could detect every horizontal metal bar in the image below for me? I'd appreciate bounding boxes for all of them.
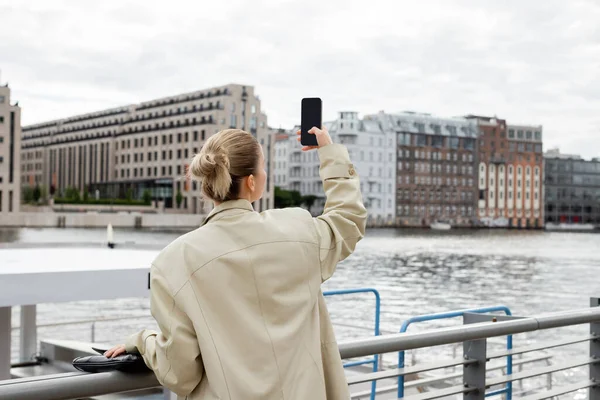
[0,370,160,400]
[404,384,475,400]
[0,372,83,387]
[519,380,598,400]
[351,384,397,399]
[343,359,375,368]
[347,356,475,385]
[339,307,600,359]
[333,322,395,335]
[485,388,508,397]
[486,358,599,387]
[487,334,595,359]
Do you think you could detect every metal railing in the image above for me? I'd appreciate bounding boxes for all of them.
[397,305,513,399]
[324,288,381,400]
[3,299,600,400]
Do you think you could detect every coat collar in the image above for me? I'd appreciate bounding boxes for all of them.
[201,199,255,226]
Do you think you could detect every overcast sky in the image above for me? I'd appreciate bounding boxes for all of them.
[1,0,598,158]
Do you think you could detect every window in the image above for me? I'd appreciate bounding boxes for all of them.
[534,131,541,140]
[178,133,182,143]
[517,130,524,139]
[432,136,443,147]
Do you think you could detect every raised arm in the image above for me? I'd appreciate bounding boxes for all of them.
[298,127,367,281]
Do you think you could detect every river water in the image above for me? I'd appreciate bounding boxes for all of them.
[2,227,599,393]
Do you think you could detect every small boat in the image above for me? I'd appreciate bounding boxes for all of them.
[545,223,595,232]
[430,221,451,230]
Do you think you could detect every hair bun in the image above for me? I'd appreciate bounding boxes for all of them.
[190,149,232,200]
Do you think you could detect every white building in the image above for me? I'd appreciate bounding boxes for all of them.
[273,113,396,225]
[273,128,294,190]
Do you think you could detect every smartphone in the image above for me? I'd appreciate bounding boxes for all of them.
[301,97,322,146]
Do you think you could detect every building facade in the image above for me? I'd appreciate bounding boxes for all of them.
[331,112,396,226]
[544,149,600,227]
[0,82,21,214]
[469,117,544,228]
[20,84,274,214]
[273,129,294,190]
[368,111,478,227]
[272,113,396,225]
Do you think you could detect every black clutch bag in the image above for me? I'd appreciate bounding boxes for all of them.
[72,347,149,373]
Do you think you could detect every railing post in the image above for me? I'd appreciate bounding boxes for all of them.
[20,305,37,362]
[463,338,486,400]
[91,322,96,343]
[590,298,600,400]
[0,306,11,380]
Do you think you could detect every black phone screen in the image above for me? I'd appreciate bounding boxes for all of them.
[301,98,322,146]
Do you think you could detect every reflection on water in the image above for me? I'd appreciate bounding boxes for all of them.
[2,227,600,389]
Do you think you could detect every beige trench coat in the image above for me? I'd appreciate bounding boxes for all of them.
[126,143,367,399]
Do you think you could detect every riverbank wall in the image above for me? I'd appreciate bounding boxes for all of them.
[0,212,206,229]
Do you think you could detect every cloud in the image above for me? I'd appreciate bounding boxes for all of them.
[0,0,599,158]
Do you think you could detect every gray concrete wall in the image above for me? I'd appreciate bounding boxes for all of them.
[0,212,206,228]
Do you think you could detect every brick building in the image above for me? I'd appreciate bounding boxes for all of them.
[368,112,479,227]
[469,116,544,228]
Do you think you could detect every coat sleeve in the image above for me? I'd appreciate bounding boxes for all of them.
[125,266,204,397]
[313,144,368,281]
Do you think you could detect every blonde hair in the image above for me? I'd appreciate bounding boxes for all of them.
[189,129,260,202]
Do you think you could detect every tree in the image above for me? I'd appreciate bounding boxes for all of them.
[83,190,89,203]
[39,185,48,203]
[32,185,41,203]
[22,186,34,203]
[125,187,134,202]
[302,195,318,213]
[290,190,303,206]
[274,186,291,208]
[142,189,152,205]
[65,187,80,202]
[176,190,183,208]
[274,186,304,208]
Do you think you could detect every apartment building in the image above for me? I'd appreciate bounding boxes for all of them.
[330,112,396,226]
[273,113,396,225]
[368,111,478,227]
[20,84,274,214]
[0,82,21,214]
[273,129,294,190]
[544,149,600,227]
[469,116,544,228]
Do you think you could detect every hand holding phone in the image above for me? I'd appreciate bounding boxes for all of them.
[296,127,332,151]
[300,98,322,146]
